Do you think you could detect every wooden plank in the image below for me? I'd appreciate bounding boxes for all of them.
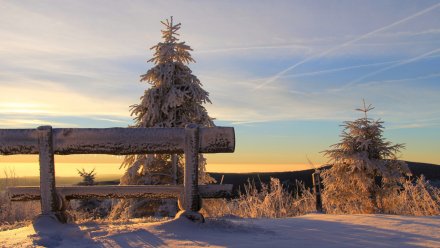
[199,127,235,153]
[8,187,41,201]
[0,127,235,155]
[8,185,182,200]
[0,129,38,155]
[7,185,233,201]
[62,185,183,200]
[198,184,233,198]
[53,127,185,155]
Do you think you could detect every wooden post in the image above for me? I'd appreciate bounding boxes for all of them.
[312,171,323,213]
[176,124,204,222]
[37,126,65,222]
[171,154,178,185]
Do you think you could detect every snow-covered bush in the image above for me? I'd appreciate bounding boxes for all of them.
[202,178,315,218]
[321,101,411,214]
[381,176,440,216]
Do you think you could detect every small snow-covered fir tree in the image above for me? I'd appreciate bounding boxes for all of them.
[75,168,110,218]
[77,168,96,186]
[321,101,411,214]
[111,17,215,218]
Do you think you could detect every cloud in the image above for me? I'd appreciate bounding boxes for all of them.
[194,44,312,55]
[358,73,440,87]
[0,0,439,130]
[0,81,131,118]
[200,62,440,127]
[253,2,440,90]
[343,47,440,88]
[0,118,79,128]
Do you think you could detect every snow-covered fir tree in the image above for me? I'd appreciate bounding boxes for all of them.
[77,168,96,186]
[75,168,110,218]
[321,101,411,214]
[111,17,215,218]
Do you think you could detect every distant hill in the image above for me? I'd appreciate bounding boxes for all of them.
[209,161,440,195]
[406,161,440,180]
[2,161,437,194]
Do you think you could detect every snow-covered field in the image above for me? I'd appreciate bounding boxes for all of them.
[1,214,439,247]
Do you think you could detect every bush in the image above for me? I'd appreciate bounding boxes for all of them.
[381,176,440,216]
[202,178,316,218]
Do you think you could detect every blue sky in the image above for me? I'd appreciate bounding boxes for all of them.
[0,0,439,173]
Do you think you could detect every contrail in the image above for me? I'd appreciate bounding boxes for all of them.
[253,2,440,90]
[281,54,440,79]
[245,54,440,83]
[342,47,440,89]
[358,72,440,87]
[194,43,310,54]
[283,60,398,78]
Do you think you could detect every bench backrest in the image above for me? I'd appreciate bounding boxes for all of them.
[0,125,235,222]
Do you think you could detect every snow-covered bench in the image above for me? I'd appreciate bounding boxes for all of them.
[1,124,235,223]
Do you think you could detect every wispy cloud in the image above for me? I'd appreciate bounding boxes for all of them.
[373,28,440,38]
[194,43,312,54]
[1,1,439,129]
[0,119,79,128]
[91,117,129,124]
[344,47,440,88]
[387,116,440,130]
[358,73,440,87]
[0,81,131,119]
[253,2,440,90]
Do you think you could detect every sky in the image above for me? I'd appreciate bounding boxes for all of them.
[0,0,439,176]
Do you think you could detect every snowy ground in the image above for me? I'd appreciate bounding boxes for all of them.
[1,214,439,248]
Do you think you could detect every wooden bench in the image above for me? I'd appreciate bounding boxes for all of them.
[0,124,235,223]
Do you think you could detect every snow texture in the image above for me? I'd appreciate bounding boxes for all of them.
[1,214,439,247]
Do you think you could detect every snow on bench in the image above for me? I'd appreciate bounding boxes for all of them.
[1,124,235,223]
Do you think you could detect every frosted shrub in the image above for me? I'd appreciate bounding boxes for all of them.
[202,178,315,218]
[381,176,440,216]
[292,181,316,215]
[322,101,410,214]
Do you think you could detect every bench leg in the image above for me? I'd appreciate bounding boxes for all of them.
[177,124,204,223]
[36,126,66,223]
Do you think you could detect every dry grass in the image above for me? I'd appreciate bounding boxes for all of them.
[1,170,438,229]
[381,176,440,216]
[202,178,316,218]
[0,169,40,229]
[322,175,440,216]
[203,175,440,218]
